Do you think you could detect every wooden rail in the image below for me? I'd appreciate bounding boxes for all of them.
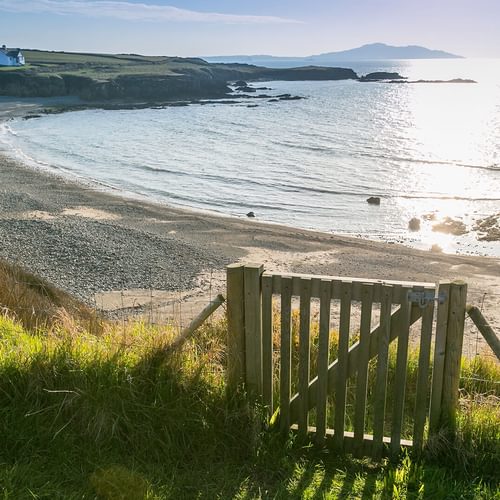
[467,305,500,361]
[168,294,225,351]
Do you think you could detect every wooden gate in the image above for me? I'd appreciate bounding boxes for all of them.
[227,264,467,458]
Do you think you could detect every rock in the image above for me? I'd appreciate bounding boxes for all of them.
[235,85,256,93]
[408,78,477,84]
[430,244,443,253]
[473,213,500,241]
[257,66,358,81]
[233,80,247,87]
[408,217,421,231]
[359,72,406,82]
[432,217,468,235]
[246,211,255,218]
[279,95,303,101]
[422,212,437,221]
[366,196,381,205]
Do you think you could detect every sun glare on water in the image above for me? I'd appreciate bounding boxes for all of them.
[390,63,500,253]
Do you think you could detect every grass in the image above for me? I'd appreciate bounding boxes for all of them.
[0,48,271,82]
[0,263,498,498]
[0,259,100,332]
[1,49,224,80]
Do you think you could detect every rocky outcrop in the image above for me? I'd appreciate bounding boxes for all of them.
[389,78,477,84]
[432,217,468,236]
[474,213,500,241]
[256,66,358,81]
[359,72,405,81]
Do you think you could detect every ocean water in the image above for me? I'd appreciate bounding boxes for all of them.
[1,59,499,256]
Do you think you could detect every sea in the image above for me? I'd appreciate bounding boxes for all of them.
[1,59,499,256]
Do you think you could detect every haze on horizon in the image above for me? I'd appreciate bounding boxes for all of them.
[0,0,498,58]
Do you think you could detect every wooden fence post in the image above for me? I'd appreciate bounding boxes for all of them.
[466,306,500,361]
[226,264,246,392]
[244,264,264,396]
[439,281,467,433]
[429,283,450,434]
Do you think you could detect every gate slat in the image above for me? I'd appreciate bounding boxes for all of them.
[315,279,332,444]
[298,278,312,438]
[334,281,352,450]
[390,287,412,456]
[280,276,293,432]
[372,285,393,458]
[244,264,263,395]
[413,299,435,452]
[262,275,274,415]
[353,283,374,456]
[429,283,451,433]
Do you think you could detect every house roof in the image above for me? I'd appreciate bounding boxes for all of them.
[0,47,22,55]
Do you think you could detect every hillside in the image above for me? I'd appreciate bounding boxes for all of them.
[203,43,463,67]
[0,49,357,101]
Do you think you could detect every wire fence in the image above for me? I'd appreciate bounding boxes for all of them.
[1,272,498,381]
[461,288,500,397]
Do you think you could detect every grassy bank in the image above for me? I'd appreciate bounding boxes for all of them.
[0,263,498,498]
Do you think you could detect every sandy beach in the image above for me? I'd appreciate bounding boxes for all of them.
[0,151,499,337]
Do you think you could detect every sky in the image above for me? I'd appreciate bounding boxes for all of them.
[0,0,499,58]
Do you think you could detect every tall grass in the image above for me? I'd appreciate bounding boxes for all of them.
[0,258,100,332]
[0,263,498,498]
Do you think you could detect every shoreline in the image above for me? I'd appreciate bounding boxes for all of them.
[2,96,499,259]
[0,97,499,354]
[1,153,499,322]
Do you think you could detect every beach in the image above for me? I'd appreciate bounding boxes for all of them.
[1,151,499,343]
[0,95,499,357]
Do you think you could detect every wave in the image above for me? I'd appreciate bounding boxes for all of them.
[358,151,500,172]
[267,138,499,173]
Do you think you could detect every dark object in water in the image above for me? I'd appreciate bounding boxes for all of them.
[408,217,421,231]
[247,211,255,218]
[367,196,381,205]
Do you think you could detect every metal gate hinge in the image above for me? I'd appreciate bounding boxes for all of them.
[408,290,447,308]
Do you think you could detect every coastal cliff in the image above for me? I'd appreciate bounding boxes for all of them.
[0,50,358,101]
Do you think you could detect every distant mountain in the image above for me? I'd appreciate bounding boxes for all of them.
[314,43,463,61]
[203,43,463,66]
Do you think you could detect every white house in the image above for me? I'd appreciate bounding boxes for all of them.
[0,45,25,67]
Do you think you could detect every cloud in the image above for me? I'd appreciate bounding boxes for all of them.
[0,0,300,24]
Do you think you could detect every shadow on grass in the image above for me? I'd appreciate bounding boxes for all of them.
[0,317,498,499]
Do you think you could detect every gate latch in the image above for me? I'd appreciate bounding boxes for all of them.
[408,290,447,308]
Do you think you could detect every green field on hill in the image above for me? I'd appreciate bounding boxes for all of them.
[2,49,258,79]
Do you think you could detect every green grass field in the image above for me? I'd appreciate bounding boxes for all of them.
[0,261,498,499]
[2,49,254,80]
